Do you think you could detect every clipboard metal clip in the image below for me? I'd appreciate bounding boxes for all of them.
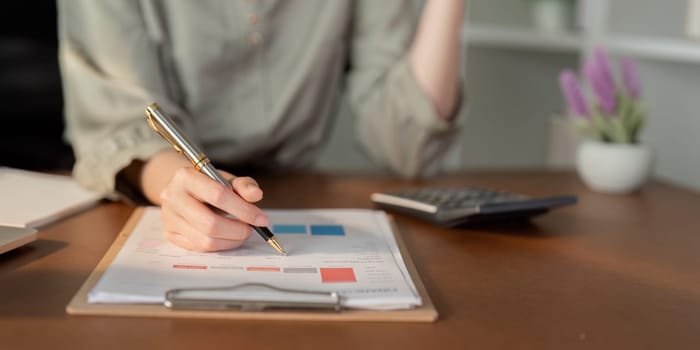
[164,283,342,312]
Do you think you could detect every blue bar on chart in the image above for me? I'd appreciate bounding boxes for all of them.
[310,225,345,236]
[272,224,307,234]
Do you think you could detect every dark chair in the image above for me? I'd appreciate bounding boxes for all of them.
[0,2,74,171]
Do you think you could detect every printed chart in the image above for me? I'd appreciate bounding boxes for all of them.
[89,208,421,310]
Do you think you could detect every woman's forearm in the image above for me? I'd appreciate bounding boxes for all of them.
[410,0,465,120]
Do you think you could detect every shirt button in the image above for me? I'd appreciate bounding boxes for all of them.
[249,31,262,45]
[249,14,259,25]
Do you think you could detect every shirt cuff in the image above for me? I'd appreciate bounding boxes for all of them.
[388,56,466,132]
[72,121,170,200]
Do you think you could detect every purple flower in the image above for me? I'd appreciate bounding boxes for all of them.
[621,57,641,99]
[559,70,589,117]
[593,47,616,95]
[584,60,617,114]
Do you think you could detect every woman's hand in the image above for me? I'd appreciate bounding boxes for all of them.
[138,150,269,252]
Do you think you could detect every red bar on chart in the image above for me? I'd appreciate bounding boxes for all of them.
[320,267,357,283]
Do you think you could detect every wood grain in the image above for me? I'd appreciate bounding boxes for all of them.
[2,171,700,349]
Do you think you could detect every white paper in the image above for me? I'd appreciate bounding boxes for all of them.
[0,167,101,228]
[89,207,422,310]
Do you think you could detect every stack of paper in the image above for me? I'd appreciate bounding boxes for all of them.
[0,167,101,228]
[0,226,38,255]
[89,208,422,310]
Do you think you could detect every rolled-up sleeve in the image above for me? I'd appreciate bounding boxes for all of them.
[347,0,464,178]
[58,0,192,199]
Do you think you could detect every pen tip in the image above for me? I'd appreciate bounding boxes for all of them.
[268,237,287,256]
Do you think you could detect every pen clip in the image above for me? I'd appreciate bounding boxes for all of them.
[145,105,182,153]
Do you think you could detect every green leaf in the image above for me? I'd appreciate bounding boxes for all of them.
[609,117,630,143]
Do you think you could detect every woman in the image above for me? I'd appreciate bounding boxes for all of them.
[59,0,465,252]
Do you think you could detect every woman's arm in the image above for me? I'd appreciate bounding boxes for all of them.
[346,0,465,178]
[58,0,190,198]
[59,0,268,252]
[410,0,465,120]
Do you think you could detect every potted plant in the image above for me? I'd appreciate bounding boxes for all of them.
[558,47,653,193]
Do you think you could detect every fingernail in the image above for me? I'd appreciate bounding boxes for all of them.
[254,215,268,227]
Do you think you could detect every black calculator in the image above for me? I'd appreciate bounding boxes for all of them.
[371,186,577,227]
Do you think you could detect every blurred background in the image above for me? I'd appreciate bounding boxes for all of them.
[1,1,698,191]
[319,0,700,192]
[0,2,73,170]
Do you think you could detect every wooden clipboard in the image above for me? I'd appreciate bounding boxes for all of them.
[66,207,438,322]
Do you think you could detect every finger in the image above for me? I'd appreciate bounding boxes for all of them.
[171,168,268,226]
[219,170,236,182]
[162,207,250,252]
[165,190,253,241]
[166,226,248,252]
[160,209,198,250]
[164,230,197,251]
[232,176,263,203]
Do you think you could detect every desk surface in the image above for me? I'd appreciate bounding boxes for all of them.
[2,171,699,349]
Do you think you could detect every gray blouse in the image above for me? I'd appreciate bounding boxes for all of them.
[58,0,462,199]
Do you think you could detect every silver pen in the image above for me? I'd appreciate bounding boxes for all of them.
[145,102,286,255]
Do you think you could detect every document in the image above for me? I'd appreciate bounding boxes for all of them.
[0,167,101,228]
[89,207,422,310]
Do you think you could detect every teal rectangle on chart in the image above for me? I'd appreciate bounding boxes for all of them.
[272,225,307,234]
[310,225,345,236]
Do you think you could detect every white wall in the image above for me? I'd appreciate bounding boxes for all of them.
[636,60,700,190]
[460,47,577,168]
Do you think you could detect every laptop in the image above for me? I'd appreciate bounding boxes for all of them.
[0,226,37,255]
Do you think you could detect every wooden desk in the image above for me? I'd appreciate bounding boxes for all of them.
[2,171,699,349]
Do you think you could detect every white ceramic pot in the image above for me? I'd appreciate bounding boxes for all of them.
[576,141,653,194]
[532,0,571,33]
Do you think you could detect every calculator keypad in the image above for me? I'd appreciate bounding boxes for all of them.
[396,188,526,209]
